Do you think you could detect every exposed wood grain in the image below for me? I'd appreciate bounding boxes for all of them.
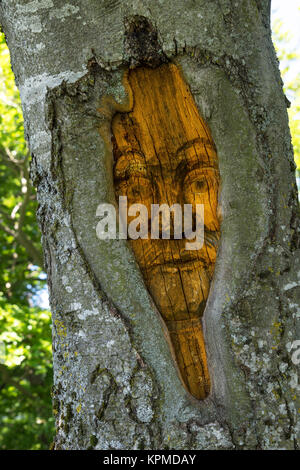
[112,63,220,399]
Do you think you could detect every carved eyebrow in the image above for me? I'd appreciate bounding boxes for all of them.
[114,138,218,177]
[185,162,219,173]
[176,137,215,156]
[176,138,218,171]
[114,151,147,179]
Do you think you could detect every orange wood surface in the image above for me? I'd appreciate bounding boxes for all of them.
[112,63,220,399]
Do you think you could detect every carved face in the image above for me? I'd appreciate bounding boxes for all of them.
[112,63,220,399]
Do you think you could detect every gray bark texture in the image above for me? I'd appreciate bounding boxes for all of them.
[1,0,300,450]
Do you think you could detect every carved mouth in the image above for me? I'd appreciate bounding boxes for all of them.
[137,229,219,269]
[143,257,208,274]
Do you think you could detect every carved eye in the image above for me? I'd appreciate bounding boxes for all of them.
[184,170,207,194]
[191,178,206,193]
[118,176,152,201]
[130,182,149,198]
[184,168,219,196]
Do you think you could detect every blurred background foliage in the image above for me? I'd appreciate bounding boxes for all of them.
[0,295,53,449]
[272,17,300,174]
[0,5,299,450]
[0,31,53,450]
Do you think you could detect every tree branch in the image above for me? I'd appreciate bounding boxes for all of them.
[0,221,43,268]
[0,364,33,398]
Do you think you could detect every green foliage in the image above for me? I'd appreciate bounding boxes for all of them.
[0,294,54,449]
[0,32,44,306]
[272,18,300,172]
[0,34,24,152]
[0,32,54,450]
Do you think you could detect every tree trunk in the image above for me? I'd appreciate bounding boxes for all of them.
[1,0,299,450]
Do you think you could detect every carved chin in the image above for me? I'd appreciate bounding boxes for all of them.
[144,265,211,319]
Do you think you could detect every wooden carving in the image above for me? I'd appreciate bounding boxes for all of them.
[112,63,220,400]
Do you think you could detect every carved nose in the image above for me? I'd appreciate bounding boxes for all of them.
[154,178,180,206]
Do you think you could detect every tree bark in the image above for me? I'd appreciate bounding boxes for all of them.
[1,0,299,449]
